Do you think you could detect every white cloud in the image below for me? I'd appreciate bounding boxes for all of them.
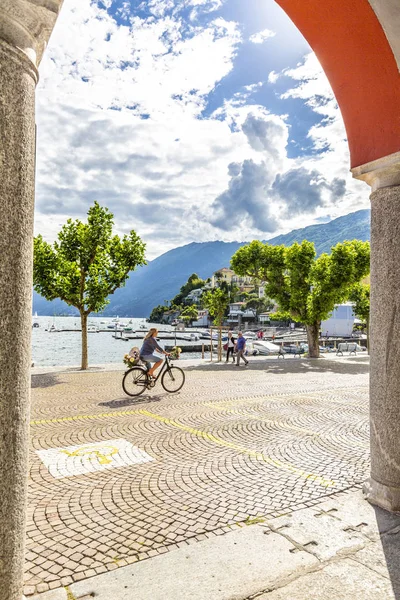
[271,52,369,226]
[267,70,279,84]
[34,2,369,260]
[249,28,276,44]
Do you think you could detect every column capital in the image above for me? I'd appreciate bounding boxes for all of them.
[0,0,63,75]
[351,151,400,192]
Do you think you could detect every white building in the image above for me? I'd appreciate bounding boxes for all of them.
[191,309,209,327]
[227,302,256,325]
[184,288,203,305]
[321,303,355,337]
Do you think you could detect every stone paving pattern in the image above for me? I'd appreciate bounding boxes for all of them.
[25,357,370,596]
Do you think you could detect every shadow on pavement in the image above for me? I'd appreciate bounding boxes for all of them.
[99,394,166,408]
[31,373,64,389]
[185,358,369,376]
[375,506,400,598]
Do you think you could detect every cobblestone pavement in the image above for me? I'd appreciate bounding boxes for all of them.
[25,357,370,596]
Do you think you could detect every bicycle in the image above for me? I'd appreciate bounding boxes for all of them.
[122,355,185,397]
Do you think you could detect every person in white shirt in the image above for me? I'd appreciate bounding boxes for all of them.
[226,330,235,363]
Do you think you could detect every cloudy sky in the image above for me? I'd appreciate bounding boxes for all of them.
[35,0,369,260]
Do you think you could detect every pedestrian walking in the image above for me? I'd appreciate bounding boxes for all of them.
[226,330,235,363]
[235,331,248,366]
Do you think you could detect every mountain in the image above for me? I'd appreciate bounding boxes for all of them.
[32,209,371,317]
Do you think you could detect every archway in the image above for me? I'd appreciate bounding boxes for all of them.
[0,1,399,598]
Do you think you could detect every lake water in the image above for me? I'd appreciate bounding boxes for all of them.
[31,317,204,367]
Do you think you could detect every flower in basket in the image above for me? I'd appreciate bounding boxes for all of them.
[170,346,182,359]
[123,347,140,368]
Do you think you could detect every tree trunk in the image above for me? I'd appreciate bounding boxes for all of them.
[306,322,320,358]
[81,311,88,370]
[218,326,222,362]
[366,316,370,354]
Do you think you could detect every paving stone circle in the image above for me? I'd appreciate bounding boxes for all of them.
[25,359,370,595]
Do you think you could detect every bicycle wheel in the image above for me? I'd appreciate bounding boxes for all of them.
[122,367,148,397]
[161,366,185,393]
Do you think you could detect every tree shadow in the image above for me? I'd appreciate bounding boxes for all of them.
[31,373,64,389]
[185,357,369,376]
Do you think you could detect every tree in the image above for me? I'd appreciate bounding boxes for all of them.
[202,288,230,361]
[180,305,198,326]
[202,288,229,327]
[33,202,146,369]
[231,239,370,358]
[149,304,169,323]
[349,282,370,352]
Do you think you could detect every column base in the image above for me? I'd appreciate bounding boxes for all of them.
[363,478,400,513]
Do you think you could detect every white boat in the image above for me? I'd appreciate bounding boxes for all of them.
[201,331,219,340]
[248,340,281,355]
[87,325,99,333]
[243,331,257,340]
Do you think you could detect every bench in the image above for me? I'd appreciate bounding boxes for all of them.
[336,342,357,356]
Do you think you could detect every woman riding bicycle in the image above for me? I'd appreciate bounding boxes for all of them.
[140,328,170,378]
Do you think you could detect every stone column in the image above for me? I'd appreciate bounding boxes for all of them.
[0,2,63,598]
[352,151,400,512]
[0,39,38,600]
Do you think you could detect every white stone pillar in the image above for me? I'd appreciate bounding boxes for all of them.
[0,2,62,598]
[352,151,400,512]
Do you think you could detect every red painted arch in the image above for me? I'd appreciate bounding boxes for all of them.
[275,0,400,168]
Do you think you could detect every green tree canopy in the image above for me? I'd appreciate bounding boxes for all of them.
[349,282,370,351]
[149,304,169,323]
[231,239,370,357]
[242,294,274,319]
[33,202,146,369]
[180,304,199,326]
[202,288,230,327]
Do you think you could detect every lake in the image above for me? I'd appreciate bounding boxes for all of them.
[31,316,204,367]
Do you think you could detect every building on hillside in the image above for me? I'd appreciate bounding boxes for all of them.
[211,268,255,293]
[162,309,181,325]
[211,267,234,287]
[258,312,271,325]
[184,288,203,305]
[321,303,355,337]
[227,302,256,326]
[232,274,254,293]
[191,309,210,327]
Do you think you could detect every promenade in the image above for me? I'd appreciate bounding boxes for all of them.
[25,355,400,599]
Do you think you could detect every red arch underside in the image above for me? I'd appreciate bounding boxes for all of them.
[275,0,400,167]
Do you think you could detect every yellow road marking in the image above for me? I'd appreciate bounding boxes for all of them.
[30,409,141,426]
[136,409,336,487]
[61,444,119,465]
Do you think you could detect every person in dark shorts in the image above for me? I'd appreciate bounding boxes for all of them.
[140,328,170,378]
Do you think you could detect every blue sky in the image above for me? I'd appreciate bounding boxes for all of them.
[35,0,368,259]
